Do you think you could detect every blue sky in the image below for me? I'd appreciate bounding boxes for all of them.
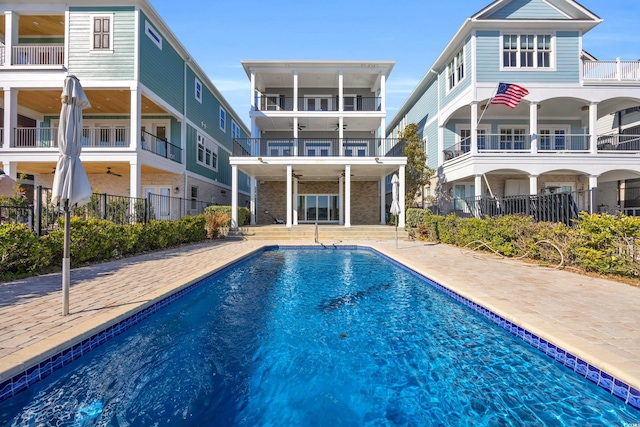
[149,0,639,129]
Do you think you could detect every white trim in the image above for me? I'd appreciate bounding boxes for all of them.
[500,31,556,71]
[194,77,203,104]
[219,106,226,132]
[446,45,466,93]
[89,13,114,53]
[144,20,162,50]
[196,131,219,171]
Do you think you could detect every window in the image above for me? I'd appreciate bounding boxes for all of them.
[90,14,114,51]
[448,48,465,90]
[196,133,218,170]
[195,78,202,104]
[219,107,226,132]
[503,33,553,69]
[264,94,282,110]
[304,95,333,111]
[499,128,527,150]
[539,127,570,151]
[190,186,198,211]
[145,20,162,49]
[231,120,241,140]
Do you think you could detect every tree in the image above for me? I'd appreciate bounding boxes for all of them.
[400,123,435,208]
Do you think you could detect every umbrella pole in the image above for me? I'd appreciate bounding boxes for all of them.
[62,200,70,316]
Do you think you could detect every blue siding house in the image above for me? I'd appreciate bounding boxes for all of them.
[387,0,640,215]
[0,0,250,216]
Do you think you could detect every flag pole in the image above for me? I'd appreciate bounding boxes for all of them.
[475,82,501,130]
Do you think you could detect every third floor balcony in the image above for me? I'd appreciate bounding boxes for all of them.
[255,95,381,112]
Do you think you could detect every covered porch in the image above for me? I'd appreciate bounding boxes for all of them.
[230,156,406,229]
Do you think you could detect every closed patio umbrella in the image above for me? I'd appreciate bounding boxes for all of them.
[390,173,401,248]
[51,75,92,316]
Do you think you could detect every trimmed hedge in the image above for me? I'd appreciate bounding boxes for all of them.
[410,210,640,278]
[0,215,207,281]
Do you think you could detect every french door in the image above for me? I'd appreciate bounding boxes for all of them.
[298,194,339,222]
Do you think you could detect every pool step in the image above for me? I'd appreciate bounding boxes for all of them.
[235,225,409,241]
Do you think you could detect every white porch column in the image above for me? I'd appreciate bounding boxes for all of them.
[130,86,141,149]
[129,162,140,198]
[530,102,538,154]
[380,175,386,224]
[250,175,256,225]
[2,161,17,179]
[339,116,344,147]
[293,177,298,225]
[380,72,386,112]
[339,175,344,225]
[344,165,351,227]
[231,165,238,229]
[338,70,344,112]
[474,174,483,198]
[398,165,406,228]
[4,12,16,67]
[589,175,599,213]
[529,175,538,195]
[3,89,17,150]
[250,71,256,110]
[470,102,478,154]
[286,164,292,227]
[438,125,445,165]
[589,102,598,155]
[293,71,299,112]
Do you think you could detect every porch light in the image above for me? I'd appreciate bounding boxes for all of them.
[374,157,380,162]
[258,157,263,162]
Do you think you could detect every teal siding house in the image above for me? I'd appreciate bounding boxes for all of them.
[0,0,250,215]
[387,0,640,215]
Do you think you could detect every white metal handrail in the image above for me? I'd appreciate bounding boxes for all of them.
[12,45,64,66]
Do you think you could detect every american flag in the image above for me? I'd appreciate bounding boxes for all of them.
[491,83,529,108]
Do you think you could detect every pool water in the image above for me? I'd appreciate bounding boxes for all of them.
[1,249,638,426]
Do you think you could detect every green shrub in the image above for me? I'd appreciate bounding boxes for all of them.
[0,224,52,278]
[204,205,250,227]
[405,208,432,228]
[414,212,640,278]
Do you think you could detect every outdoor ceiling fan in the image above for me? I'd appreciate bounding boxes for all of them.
[106,167,122,177]
[291,123,306,131]
[292,172,303,179]
[334,123,347,131]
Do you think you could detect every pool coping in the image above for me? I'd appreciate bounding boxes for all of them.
[1,243,639,412]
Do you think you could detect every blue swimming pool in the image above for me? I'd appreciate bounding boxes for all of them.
[1,248,638,426]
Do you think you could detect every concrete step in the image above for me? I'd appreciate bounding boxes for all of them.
[236,225,408,241]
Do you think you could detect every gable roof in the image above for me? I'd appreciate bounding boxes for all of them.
[386,0,602,134]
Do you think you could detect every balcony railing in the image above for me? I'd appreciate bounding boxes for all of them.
[12,45,64,66]
[10,127,182,162]
[0,47,4,66]
[597,134,640,152]
[232,138,404,158]
[582,59,640,82]
[256,96,381,112]
[141,130,182,163]
[538,134,590,152]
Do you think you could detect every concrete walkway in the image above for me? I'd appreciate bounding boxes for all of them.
[1,239,639,397]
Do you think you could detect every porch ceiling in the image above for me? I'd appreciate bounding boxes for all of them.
[16,162,175,177]
[14,90,168,116]
[0,15,65,36]
[234,160,402,182]
[255,115,382,132]
[253,69,382,91]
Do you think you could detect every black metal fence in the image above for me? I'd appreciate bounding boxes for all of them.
[0,186,217,236]
[429,190,594,226]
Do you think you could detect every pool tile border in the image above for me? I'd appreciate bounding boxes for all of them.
[0,248,263,404]
[1,244,638,413]
[368,246,640,411]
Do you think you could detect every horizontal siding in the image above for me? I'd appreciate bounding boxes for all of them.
[139,12,184,113]
[440,36,472,110]
[476,30,580,83]
[488,0,567,19]
[67,8,135,80]
[407,79,438,133]
[425,121,439,170]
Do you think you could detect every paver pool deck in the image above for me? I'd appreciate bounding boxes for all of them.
[1,238,639,397]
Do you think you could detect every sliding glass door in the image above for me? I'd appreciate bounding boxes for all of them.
[298,194,339,222]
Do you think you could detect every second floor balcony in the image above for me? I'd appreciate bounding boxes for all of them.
[0,45,65,67]
[233,138,405,158]
[582,59,640,83]
[4,127,182,163]
[443,133,640,160]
